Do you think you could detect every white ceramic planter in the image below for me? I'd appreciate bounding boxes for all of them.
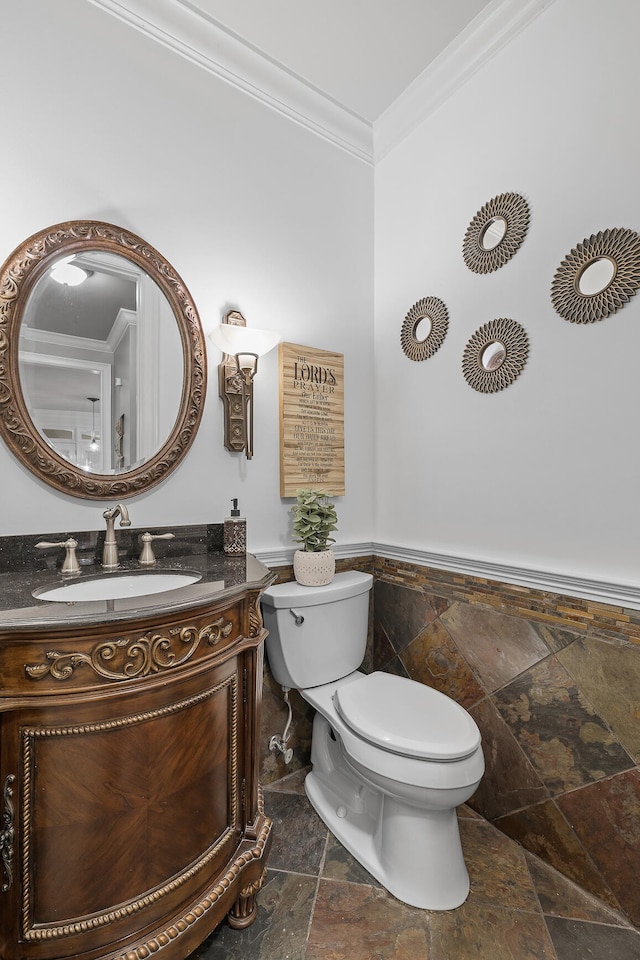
[293,548,335,587]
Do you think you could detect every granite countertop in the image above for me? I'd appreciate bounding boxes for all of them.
[0,523,275,631]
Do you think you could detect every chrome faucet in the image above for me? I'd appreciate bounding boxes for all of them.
[102,504,131,570]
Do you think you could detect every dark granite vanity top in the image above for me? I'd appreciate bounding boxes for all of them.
[0,523,274,630]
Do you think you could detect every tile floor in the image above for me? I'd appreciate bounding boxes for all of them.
[190,770,640,960]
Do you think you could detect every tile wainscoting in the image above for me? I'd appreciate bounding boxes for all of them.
[260,555,640,929]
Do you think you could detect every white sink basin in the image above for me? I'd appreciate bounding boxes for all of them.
[35,572,201,602]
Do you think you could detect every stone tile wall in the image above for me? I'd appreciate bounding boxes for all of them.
[373,557,640,929]
[260,554,640,928]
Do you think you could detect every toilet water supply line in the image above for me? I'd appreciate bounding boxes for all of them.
[269,686,294,764]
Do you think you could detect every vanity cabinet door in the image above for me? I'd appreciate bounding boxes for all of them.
[0,654,246,960]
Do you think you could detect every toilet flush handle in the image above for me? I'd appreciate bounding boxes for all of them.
[290,609,304,626]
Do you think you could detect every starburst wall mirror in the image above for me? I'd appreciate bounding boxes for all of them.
[550,227,640,324]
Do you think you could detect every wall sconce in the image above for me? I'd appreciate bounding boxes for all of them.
[209,310,280,460]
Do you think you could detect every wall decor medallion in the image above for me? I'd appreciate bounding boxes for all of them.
[400,297,449,361]
[462,318,529,393]
[550,227,640,324]
[462,192,530,274]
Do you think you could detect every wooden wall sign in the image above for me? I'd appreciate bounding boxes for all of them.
[279,342,345,497]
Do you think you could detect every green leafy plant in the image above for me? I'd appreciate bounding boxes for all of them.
[291,489,338,553]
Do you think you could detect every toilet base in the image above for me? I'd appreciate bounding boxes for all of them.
[306,713,472,910]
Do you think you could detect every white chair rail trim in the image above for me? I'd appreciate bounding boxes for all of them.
[253,541,640,612]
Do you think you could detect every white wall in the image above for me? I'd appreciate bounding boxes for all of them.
[0,0,374,552]
[374,0,640,587]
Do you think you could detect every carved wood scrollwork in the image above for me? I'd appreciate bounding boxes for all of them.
[1,774,16,892]
[249,596,263,638]
[25,617,234,683]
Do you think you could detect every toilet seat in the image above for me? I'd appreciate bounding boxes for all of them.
[333,672,481,761]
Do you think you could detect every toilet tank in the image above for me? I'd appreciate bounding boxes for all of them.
[261,571,373,689]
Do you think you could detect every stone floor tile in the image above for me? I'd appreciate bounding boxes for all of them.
[305,878,431,960]
[460,818,539,912]
[544,916,640,960]
[264,766,310,795]
[496,798,622,910]
[556,769,640,927]
[192,870,316,960]
[525,852,632,926]
[264,791,328,876]
[321,833,382,887]
[429,902,556,960]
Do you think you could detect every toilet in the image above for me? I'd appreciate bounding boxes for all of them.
[261,570,484,910]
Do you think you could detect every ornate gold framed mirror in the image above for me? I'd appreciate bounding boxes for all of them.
[462,318,529,393]
[463,192,530,274]
[0,221,206,499]
[550,227,640,323]
[400,297,449,361]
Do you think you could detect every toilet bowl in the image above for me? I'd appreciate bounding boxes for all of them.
[261,571,484,910]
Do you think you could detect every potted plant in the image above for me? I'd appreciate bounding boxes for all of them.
[291,488,338,586]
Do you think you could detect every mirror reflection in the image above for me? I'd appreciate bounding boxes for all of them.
[18,250,183,474]
[481,341,506,371]
[414,315,433,341]
[479,217,507,251]
[576,257,616,297]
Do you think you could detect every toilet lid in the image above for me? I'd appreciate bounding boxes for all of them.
[333,672,481,761]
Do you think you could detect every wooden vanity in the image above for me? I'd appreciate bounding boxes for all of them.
[0,553,274,960]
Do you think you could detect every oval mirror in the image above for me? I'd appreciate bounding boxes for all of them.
[479,217,507,251]
[576,257,616,296]
[0,221,206,499]
[480,341,506,371]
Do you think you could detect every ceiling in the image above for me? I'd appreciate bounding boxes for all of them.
[176,0,494,122]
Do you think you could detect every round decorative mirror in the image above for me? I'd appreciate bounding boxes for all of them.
[400,297,449,361]
[0,221,206,498]
[576,257,616,296]
[480,341,506,371]
[551,228,640,323]
[463,192,530,274]
[479,217,507,251]
[462,318,529,393]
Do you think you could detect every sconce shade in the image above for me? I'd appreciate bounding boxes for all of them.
[209,323,280,358]
[50,260,89,286]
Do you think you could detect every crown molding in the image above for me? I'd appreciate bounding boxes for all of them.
[373,0,556,162]
[253,541,640,611]
[87,0,373,164]
[88,0,554,166]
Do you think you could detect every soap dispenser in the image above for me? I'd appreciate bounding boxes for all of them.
[224,498,246,555]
